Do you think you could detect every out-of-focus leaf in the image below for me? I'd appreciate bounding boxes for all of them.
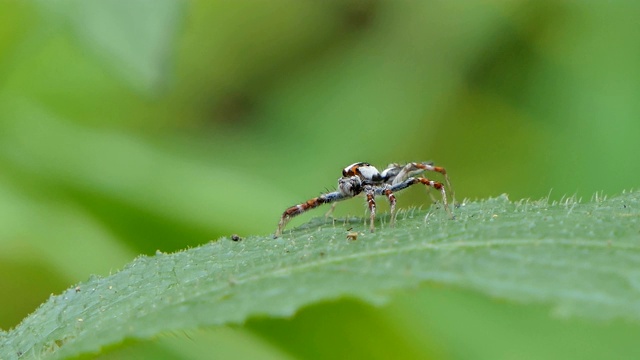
[58,0,184,94]
[0,177,135,281]
[0,98,286,240]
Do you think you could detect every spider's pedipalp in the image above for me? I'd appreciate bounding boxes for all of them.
[338,176,364,197]
[324,202,338,219]
[323,174,364,219]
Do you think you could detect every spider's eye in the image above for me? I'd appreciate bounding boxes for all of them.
[342,169,348,177]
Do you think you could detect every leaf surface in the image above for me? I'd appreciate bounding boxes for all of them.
[1,191,639,359]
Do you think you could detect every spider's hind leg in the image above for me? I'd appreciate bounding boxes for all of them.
[421,178,454,219]
[394,162,456,205]
[419,162,456,206]
[389,177,454,220]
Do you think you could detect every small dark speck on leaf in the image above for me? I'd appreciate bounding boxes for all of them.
[231,234,242,242]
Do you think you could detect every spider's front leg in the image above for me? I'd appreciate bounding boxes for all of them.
[275,195,333,238]
[274,176,363,238]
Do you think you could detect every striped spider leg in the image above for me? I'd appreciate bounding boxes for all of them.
[375,176,453,227]
[274,176,364,238]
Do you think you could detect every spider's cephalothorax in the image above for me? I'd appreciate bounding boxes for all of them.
[274,161,455,238]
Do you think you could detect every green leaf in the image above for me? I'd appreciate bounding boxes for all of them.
[68,0,184,94]
[2,191,639,359]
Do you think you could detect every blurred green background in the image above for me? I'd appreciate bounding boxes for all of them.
[1,0,639,358]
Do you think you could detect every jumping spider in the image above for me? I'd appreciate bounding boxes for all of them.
[274,162,455,238]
